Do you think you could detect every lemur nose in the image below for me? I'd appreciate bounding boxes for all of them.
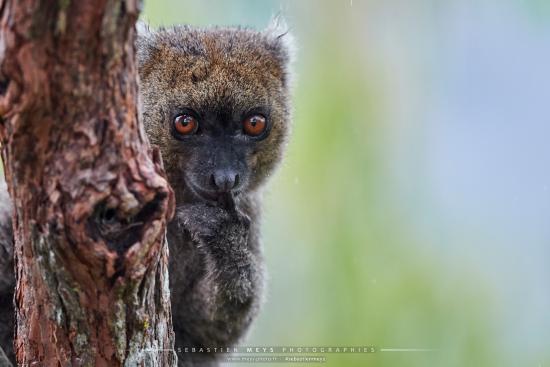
[211,170,239,192]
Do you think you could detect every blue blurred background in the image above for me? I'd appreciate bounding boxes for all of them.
[140,1,550,366]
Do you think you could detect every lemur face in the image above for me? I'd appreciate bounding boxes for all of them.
[137,25,292,202]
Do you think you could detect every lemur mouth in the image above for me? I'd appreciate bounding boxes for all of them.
[185,178,219,202]
[184,177,241,204]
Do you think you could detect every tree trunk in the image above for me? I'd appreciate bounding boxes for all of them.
[0,0,176,366]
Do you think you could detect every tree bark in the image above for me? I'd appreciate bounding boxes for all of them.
[0,0,176,366]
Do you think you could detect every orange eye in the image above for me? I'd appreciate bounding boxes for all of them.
[243,114,267,137]
[173,114,198,135]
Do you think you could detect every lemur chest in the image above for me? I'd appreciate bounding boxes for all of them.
[166,222,261,323]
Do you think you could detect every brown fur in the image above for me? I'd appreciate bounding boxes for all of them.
[137,24,292,193]
[137,23,293,366]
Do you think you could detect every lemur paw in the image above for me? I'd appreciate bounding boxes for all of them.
[176,197,250,243]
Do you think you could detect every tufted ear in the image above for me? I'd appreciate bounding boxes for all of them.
[135,21,160,78]
[136,20,152,38]
[264,15,296,88]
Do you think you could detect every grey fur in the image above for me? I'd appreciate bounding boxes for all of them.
[0,23,292,367]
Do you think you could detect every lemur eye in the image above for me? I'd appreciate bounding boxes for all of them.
[243,114,267,137]
[173,114,198,135]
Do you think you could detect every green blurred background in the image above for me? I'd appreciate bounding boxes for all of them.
[5,1,550,366]
[140,1,550,366]
[142,0,550,367]
[143,1,550,366]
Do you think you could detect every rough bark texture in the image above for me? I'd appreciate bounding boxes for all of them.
[0,0,176,366]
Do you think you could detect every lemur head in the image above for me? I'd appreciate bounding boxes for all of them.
[137,23,293,203]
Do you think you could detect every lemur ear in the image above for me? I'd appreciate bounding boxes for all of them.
[135,21,160,77]
[136,20,153,52]
[264,14,296,88]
